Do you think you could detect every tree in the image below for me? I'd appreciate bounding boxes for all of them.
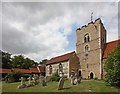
[11,55,38,69]
[1,50,12,69]
[11,55,25,68]
[105,44,120,86]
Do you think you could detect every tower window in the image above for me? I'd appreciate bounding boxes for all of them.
[84,33,90,43]
[85,45,89,52]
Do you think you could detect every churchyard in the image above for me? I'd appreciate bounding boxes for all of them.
[2,80,120,92]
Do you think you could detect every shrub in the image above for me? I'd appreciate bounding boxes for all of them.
[105,44,120,86]
[50,71,60,82]
[5,71,28,82]
[94,77,98,80]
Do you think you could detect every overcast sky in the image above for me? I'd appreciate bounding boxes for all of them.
[2,2,118,62]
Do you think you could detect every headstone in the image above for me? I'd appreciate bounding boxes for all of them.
[70,73,81,85]
[70,73,75,85]
[58,72,64,90]
[20,77,24,85]
[26,76,33,87]
[39,75,47,86]
[28,76,31,84]
[17,77,26,89]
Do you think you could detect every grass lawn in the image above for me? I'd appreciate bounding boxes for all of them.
[2,80,120,92]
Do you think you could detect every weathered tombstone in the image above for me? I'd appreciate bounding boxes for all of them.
[26,76,33,87]
[17,77,26,89]
[58,72,64,90]
[20,77,24,85]
[28,76,31,85]
[39,75,47,86]
[70,73,75,85]
[32,74,39,85]
[77,76,81,84]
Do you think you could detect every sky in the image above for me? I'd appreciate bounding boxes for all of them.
[1,1,119,62]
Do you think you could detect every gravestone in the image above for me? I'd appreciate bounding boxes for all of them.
[17,77,26,89]
[58,72,64,90]
[39,75,47,86]
[26,76,33,87]
[70,73,75,85]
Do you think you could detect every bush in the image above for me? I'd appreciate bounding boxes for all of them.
[50,71,60,82]
[5,71,29,82]
[94,77,98,80]
[105,44,120,86]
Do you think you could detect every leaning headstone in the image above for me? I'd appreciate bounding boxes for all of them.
[58,72,64,90]
[17,77,26,89]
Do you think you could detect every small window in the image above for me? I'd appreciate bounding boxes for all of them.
[49,65,52,74]
[59,63,63,73]
[87,64,89,68]
[85,45,89,52]
[84,33,90,43]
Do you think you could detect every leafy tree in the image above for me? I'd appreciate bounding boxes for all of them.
[11,55,25,68]
[1,50,11,69]
[105,44,120,86]
[11,55,38,69]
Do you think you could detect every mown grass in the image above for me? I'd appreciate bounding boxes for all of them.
[2,80,120,92]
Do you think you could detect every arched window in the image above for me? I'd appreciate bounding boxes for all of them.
[84,33,90,43]
[49,65,52,74]
[85,45,89,52]
[59,63,63,73]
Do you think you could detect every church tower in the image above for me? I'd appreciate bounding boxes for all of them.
[76,18,106,79]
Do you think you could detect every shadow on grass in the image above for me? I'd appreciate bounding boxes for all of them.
[62,87,71,90]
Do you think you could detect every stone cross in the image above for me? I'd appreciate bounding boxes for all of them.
[19,77,24,86]
[28,76,31,85]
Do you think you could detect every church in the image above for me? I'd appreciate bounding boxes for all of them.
[46,18,120,79]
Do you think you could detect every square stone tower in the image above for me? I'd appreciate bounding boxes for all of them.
[76,18,106,79]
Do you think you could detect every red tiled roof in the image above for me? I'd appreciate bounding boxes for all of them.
[0,68,11,73]
[47,51,75,65]
[0,67,45,74]
[103,40,120,58]
[29,68,39,73]
[12,68,31,73]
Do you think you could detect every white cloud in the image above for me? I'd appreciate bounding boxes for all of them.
[2,2,118,62]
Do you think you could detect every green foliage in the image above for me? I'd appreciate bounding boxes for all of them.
[5,71,29,82]
[50,71,60,82]
[11,55,38,69]
[1,50,11,69]
[94,77,98,80]
[1,50,38,69]
[105,44,120,86]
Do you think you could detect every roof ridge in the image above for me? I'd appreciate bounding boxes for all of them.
[50,51,75,60]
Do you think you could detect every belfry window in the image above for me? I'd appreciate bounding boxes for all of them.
[84,33,90,43]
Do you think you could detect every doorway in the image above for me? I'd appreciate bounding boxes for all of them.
[79,70,81,77]
[90,72,94,79]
